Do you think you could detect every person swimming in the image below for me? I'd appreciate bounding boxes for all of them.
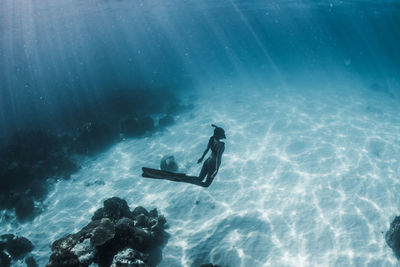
[197,124,226,187]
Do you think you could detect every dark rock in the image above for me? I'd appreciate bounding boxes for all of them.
[92,197,133,222]
[120,117,142,137]
[158,115,174,128]
[5,236,34,260]
[48,197,167,267]
[80,220,102,237]
[150,215,166,237]
[0,234,14,242]
[0,130,77,221]
[73,121,115,154]
[103,89,172,119]
[386,216,400,258]
[94,241,122,267]
[137,117,154,133]
[200,264,222,267]
[135,214,148,229]
[149,208,158,218]
[115,218,136,235]
[50,233,80,252]
[90,218,115,247]
[49,230,95,265]
[57,158,79,179]
[5,130,58,164]
[103,198,131,218]
[113,217,152,250]
[0,250,11,267]
[95,221,155,266]
[120,116,154,137]
[110,248,149,267]
[47,250,80,267]
[115,217,136,232]
[70,238,95,265]
[160,155,178,172]
[25,256,38,267]
[132,206,150,218]
[130,227,153,250]
[0,89,183,222]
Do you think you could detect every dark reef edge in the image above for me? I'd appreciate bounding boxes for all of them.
[0,89,191,222]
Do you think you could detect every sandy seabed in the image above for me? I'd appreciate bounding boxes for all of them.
[3,81,400,267]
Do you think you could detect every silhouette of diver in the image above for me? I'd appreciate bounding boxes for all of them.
[197,124,226,187]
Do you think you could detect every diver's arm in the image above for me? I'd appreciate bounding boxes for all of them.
[198,148,209,163]
[198,139,211,163]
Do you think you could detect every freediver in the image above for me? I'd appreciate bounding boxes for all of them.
[197,124,226,187]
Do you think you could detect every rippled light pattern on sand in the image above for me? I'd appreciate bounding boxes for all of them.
[2,84,400,266]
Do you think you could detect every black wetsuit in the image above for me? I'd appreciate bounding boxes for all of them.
[199,136,225,187]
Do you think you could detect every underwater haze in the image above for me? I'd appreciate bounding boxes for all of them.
[1,0,400,266]
[1,0,399,137]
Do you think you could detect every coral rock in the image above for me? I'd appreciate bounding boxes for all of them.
[160,155,178,172]
[3,236,34,260]
[386,216,400,258]
[92,197,133,222]
[90,218,115,247]
[48,197,167,267]
[111,248,149,267]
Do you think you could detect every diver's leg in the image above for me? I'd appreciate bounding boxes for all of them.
[201,160,216,187]
[202,175,215,187]
[198,158,210,181]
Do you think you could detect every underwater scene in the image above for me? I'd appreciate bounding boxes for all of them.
[1,0,400,266]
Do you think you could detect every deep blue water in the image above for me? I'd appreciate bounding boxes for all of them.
[1,0,399,138]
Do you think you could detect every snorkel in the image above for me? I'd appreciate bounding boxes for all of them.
[211,124,226,140]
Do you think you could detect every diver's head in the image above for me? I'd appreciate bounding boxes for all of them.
[211,124,226,140]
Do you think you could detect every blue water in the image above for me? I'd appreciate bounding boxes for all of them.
[1,0,400,266]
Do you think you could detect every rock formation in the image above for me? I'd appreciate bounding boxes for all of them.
[0,234,35,267]
[386,216,400,258]
[160,155,179,172]
[47,197,167,267]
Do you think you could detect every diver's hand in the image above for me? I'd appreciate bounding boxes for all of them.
[197,158,203,163]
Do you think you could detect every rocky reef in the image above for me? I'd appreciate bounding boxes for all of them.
[47,197,167,267]
[0,234,36,267]
[0,89,190,222]
[386,216,400,259]
[0,130,78,221]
